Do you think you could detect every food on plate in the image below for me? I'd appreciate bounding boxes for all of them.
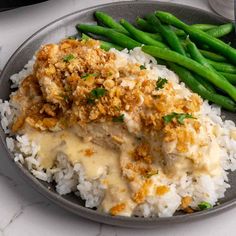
[1,10,236,218]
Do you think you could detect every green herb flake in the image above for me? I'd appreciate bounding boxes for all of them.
[63,54,75,62]
[87,98,95,104]
[87,87,106,104]
[112,114,125,122]
[198,201,213,210]
[140,65,146,70]
[163,112,177,124]
[177,114,195,124]
[156,77,168,90]
[81,73,99,80]
[90,88,106,98]
[163,112,195,125]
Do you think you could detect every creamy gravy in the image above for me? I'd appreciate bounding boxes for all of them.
[27,129,120,178]
[26,128,136,215]
[25,117,222,216]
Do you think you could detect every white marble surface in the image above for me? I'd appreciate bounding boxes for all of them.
[0,0,235,235]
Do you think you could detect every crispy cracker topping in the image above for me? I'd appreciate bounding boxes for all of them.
[11,38,202,157]
[156,185,170,196]
[110,203,126,216]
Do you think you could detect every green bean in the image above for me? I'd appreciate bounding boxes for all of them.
[100,41,123,51]
[187,39,216,70]
[142,45,236,101]
[147,17,216,93]
[175,24,217,36]
[136,17,158,33]
[137,17,186,36]
[136,17,217,36]
[145,32,163,42]
[199,49,227,62]
[120,19,166,48]
[94,11,129,35]
[155,11,236,65]
[194,74,216,93]
[136,17,182,36]
[120,19,167,48]
[94,11,166,44]
[186,39,228,91]
[220,72,236,85]
[173,24,219,36]
[206,59,236,73]
[176,24,227,38]
[94,15,164,42]
[146,14,186,55]
[81,33,123,51]
[77,24,141,49]
[168,63,236,111]
[206,23,234,38]
[148,15,218,94]
[179,43,216,92]
[99,16,164,42]
[192,24,217,31]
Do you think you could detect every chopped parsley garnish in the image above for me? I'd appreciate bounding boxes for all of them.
[156,77,168,90]
[90,88,106,98]
[177,114,195,124]
[87,87,106,104]
[112,114,125,122]
[140,65,146,70]
[63,54,75,62]
[198,201,213,210]
[81,73,99,80]
[163,112,195,125]
[87,98,96,104]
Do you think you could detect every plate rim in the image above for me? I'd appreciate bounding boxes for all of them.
[0,0,235,227]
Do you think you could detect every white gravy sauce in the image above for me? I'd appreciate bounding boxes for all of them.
[26,128,136,215]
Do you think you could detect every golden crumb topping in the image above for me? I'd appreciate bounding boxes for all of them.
[109,203,126,216]
[11,38,202,156]
[181,196,192,209]
[133,142,153,164]
[156,185,169,196]
[84,148,94,157]
[133,179,152,204]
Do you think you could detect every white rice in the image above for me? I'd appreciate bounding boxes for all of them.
[1,47,236,217]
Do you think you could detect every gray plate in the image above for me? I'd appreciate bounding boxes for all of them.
[0,1,236,228]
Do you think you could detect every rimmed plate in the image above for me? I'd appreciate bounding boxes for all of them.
[0,1,236,228]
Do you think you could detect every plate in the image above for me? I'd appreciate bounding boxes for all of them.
[0,1,236,228]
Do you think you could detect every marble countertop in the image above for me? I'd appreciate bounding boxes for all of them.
[0,0,235,235]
